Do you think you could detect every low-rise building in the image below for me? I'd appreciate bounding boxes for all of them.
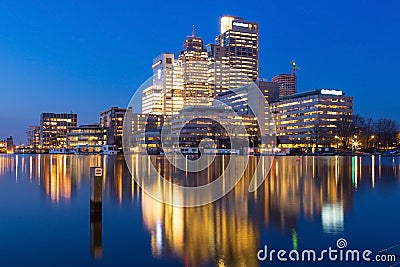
[0,140,6,153]
[66,124,106,152]
[270,89,353,148]
[129,113,164,154]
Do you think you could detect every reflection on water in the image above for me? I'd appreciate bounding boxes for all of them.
[0,154,400,266]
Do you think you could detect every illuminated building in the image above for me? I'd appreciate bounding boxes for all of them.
[206,44,229,97]
[100,107,129,151]
[145,53,178,115]
[40,112,78,149]
[215,84,276,149]
[177,30,212,107]
[6,136,14,154]
[144,32,210,116]
[27,126,40,149]
[270,89,353,147]
[66,124,106,152]
[166,105,255,151]
[212,16,259,91]
[0,140,6,153]
[142,85,164,115]
[272,73,296,97]
[129,113,164,154]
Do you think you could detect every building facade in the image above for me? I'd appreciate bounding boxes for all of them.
[129,113,164,154]
[27,126,40,148]
[214,16,259,89]
[272,73,296,97]
[66,124,106,151]
[0,140,6,153]
[270,89,353,148]
[40,113,78,149]
[256,79,280,103]
[100,107,129,150]
[178,32,212,108]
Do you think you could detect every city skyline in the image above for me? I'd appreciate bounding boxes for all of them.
[1,1,399,143]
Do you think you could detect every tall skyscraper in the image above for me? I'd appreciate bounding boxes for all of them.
[211,16,259,94]
[272,73,296,97]
[40,113,78,149]
[177,29,211,107]
[150,53,176,115]
[143,53,184,115]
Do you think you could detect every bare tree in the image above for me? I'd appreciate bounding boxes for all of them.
[334,114,355,149]
[374,118,399,148]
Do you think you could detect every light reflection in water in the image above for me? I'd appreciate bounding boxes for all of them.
[0,155,399,266]
[372,155,375,188]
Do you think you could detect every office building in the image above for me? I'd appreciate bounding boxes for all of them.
[66,124,106,152]
[270,89,353,147]
[142,85,164,115]
[143,53,184,115]
[177,30,212,107]
[146,53,178,115]
[27,126,40,148]
[272,73,296,97]
[212,16,259,92]
[206,43,229,97]
[169,106,238,150]
[40,113,78,149]
[256,79,280,103]
[100,107,130,150]
[129,113,164,154]
[215,84,276,149]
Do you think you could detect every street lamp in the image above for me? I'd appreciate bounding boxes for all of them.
[369,135,375,148]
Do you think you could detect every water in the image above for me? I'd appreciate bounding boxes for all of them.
[0,154,400,266]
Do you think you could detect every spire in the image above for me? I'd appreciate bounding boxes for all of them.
[192,24,195,37]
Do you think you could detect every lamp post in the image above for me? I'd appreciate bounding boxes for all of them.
[369,135,375,148]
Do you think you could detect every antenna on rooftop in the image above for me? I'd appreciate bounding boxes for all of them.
[192,24,195,37]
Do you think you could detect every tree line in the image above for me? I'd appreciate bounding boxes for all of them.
[334,114,400,150]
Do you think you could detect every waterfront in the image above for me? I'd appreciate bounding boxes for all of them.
[0,154,400,266]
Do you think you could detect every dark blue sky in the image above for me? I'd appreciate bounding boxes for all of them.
[0,0,399,143]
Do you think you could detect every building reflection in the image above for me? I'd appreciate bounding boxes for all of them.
[136,155,363,266]
[258,156,355,234]
[1,154,400,266]
[140,156,259,267]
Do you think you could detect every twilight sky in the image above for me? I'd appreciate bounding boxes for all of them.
[0,0,399,143]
